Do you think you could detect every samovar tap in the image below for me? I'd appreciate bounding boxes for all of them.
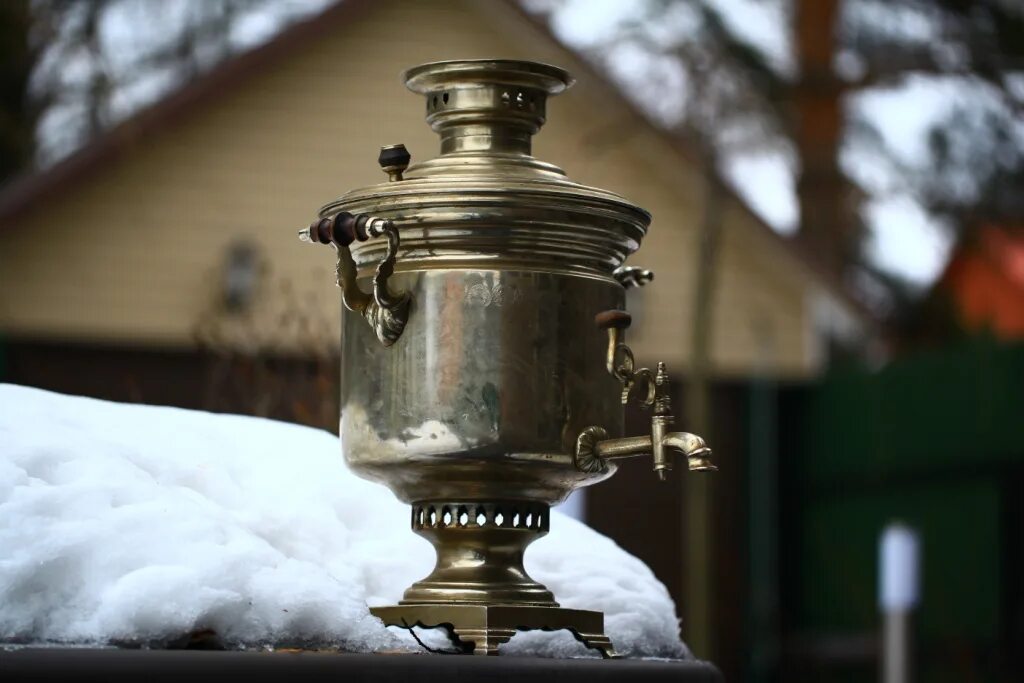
[575,311,717,479]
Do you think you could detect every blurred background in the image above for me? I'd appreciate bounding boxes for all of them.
[0,0,1021,681]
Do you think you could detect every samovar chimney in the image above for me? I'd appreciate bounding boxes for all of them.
[299,60,714,657]
[404,60,571,156]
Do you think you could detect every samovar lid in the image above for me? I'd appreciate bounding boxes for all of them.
[404,59,574,95]
[323,59,651,276]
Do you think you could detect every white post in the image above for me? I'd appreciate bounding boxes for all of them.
[879,523,920,683]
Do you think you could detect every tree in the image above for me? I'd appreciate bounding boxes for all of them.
[540,0,1024,297]
[841,0,1024,317]
[532,0,1024,670]
[26,0,326,166]
[0,0,36,182]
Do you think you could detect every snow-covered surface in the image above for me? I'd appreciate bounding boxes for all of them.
[0,384,687,658]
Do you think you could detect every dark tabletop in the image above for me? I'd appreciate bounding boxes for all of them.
[0,648,722,683]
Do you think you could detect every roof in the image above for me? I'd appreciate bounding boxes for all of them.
[0,0,374,224]
[0,0,871,324]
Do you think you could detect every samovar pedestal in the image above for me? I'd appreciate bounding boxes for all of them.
[371,500,617,657]
[372,605,615,658]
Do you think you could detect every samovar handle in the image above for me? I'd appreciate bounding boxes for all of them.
[612,266,654,288]
[299,212,411,347]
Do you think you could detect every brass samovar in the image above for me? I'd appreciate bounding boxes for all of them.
[300,60,714,657]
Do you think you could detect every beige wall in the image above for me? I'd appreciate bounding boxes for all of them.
[0,0,824,378]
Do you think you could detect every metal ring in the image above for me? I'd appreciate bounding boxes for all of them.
[612,343,634,383]
[632,367,657,408]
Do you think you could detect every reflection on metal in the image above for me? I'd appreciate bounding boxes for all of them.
[297,59,714,656]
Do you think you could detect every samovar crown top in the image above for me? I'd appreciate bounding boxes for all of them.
[401,60,575,157]
[403,59,574,94]
[317,58,650,274]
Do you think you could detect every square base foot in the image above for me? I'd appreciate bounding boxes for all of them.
[371,604,618,658]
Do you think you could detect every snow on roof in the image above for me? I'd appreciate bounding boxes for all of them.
[0,383,688,658]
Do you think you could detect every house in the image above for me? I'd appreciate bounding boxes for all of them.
[0,0,868,395]
[0,0,874,675]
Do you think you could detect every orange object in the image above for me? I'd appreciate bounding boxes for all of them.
[942,226,1024,338]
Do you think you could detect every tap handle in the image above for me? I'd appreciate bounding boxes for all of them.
[594,309,658,407]
[595,309,632,331]
[595,309,634,386]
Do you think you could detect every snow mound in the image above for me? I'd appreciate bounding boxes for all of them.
[0,384,687,658]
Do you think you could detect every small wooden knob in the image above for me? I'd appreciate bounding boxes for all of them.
[595,309,632,330]
[378,144,411,181]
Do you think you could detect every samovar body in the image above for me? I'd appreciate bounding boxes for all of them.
[300,60,713,656]
[341,268,622,503]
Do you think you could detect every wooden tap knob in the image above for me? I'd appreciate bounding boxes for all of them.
[595,309,632,331]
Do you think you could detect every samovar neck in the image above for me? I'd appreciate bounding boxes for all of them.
[403,59,574,157]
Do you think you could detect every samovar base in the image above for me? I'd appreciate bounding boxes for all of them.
[371,604,618,658]
[380,501,618,657]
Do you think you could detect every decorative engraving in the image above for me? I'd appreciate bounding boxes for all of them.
[464,282,522,307]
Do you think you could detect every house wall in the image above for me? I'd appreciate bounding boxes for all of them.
[0,0,821,378]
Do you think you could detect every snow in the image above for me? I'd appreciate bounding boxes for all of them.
[0,384,688,659]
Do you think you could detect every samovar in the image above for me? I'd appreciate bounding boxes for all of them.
[299,60,714,658]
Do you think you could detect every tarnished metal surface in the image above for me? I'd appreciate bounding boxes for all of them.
[341,268,623,504]
[298,59,714,656]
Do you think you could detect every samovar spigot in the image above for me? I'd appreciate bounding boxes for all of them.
[575,310,716,479]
